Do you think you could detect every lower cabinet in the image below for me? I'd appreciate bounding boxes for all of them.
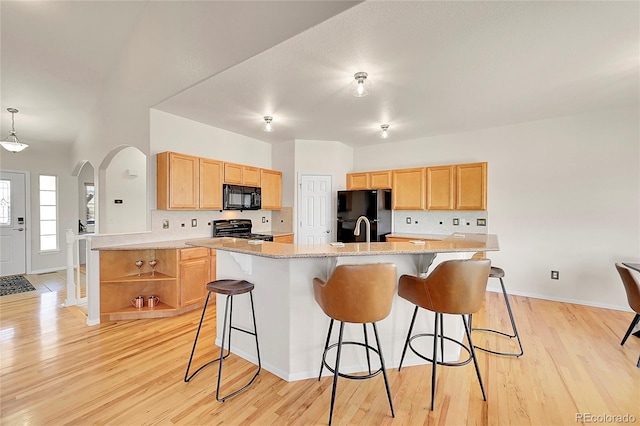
[99,247,215,321]
[273,234,294,243]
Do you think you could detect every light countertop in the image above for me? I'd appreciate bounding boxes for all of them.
[186,233,498,259]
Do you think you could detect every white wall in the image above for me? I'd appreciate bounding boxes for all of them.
[0,146,77,274]
[103,147,147,234]
[352,107,640,310]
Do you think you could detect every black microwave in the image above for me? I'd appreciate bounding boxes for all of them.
[223,184,261,210]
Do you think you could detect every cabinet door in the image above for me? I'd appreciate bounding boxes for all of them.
[456,162,487,210]
[347,172,369,190]
[261,169,282,210]
[180,256,209,307]
[273,234,293,243]
[426,165,455,210]
[157,152,199,210]
[243,166,261,187]
[210,250,216,282]
[392,168,426,210]
[224,162,244,184]
[200,158,223,210]
[369,170,392,189]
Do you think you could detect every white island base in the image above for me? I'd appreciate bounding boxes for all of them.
[213,250,471,382]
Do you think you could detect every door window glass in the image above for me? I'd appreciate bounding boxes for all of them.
[0,179,10,226]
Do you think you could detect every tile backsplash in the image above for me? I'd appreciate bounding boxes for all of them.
[392,210,488,235]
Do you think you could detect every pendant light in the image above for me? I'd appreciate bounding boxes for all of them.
[380,124,390,139]
[353,72,370,97]
[1,108,29,153]
[263,116,273,132]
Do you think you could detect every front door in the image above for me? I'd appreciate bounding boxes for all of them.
[0,171,27,276]
[298,174,332,244]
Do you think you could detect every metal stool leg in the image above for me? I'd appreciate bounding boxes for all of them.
[399,306,419,371]
[463,314,486,401]
[621,313,640,346]
[473,276,524,357]
[216,291,262,402]
[372,322,395,418]
[318,319,334,380]
[328,322,345,426]
[364,324,372,375]
[184,291,230,382]
[430,312,440,410]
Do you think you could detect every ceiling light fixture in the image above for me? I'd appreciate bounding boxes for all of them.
[263,116,273,132]
[1,108,29,153]
[353,72,369,97]
[380,124,390,139]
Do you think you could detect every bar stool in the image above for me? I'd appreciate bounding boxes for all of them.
[470,253,524,357]
[184,279,261,402]
[314,263,397,426]
[398,259,491,410]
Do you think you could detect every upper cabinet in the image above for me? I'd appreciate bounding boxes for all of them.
[426,165,455,210]
[157,152,223,210]
[157,152,199,210]
[157,151,282,211]
[348,161,487,211]
[456,162,487,210]
[199,158,223,210]
[346,170,392,190]
[260,168,282,210]
[224,162,261,186]
[392,168,426,210]
[347,172,369,190]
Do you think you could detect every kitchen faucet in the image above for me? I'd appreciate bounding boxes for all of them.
[354,215,371,243]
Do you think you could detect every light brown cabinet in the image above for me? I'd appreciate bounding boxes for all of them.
[392,168,426,210]
[456,162,487,210]
[347,172,369,189]
[157,152,199,210]
[346,170,392,190]
[426,165,455,210]
[273,234,294,243]
[224,162,261,186]
[179,247,210,307]
[260,168,282,210]
[347,162,487,211]
[199,158,223,210]
[99,247,215,321]
[157,152,223,210]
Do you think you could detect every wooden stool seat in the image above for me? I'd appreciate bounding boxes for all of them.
[207,279,254,295]
[490,266,505,278]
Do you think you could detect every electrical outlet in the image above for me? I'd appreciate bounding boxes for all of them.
[191,219,197,227]
[162,220,169,229]
[477,218,487,226]
[453,218,460,226]
[406,217,411,224]
[551,270,559,280]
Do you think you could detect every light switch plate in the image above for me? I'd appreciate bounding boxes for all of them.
[191,219,197,227]
[162,220,169,229]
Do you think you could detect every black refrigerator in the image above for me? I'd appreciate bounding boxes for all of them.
[337,189,392,242]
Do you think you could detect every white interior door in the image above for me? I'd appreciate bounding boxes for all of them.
[298,174,332,244]
[0,171,27,276]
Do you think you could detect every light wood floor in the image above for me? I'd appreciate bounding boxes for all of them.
[1,271,638,425]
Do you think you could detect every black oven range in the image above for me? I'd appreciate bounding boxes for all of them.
[212,219,274,242]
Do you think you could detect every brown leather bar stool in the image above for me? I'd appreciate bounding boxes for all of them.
[470,253,524,357]
[615,263,640,368]
[184,279,261,402]
[314,263,397,426]
[398,259,491,410]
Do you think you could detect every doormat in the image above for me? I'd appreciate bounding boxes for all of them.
[0,275,36,296]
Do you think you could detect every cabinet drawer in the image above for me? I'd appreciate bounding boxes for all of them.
[180,247,209,261]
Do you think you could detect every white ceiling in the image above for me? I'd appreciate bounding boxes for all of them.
[2,1,638,151]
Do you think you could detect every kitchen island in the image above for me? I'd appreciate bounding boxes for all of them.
[186,233,498,382]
